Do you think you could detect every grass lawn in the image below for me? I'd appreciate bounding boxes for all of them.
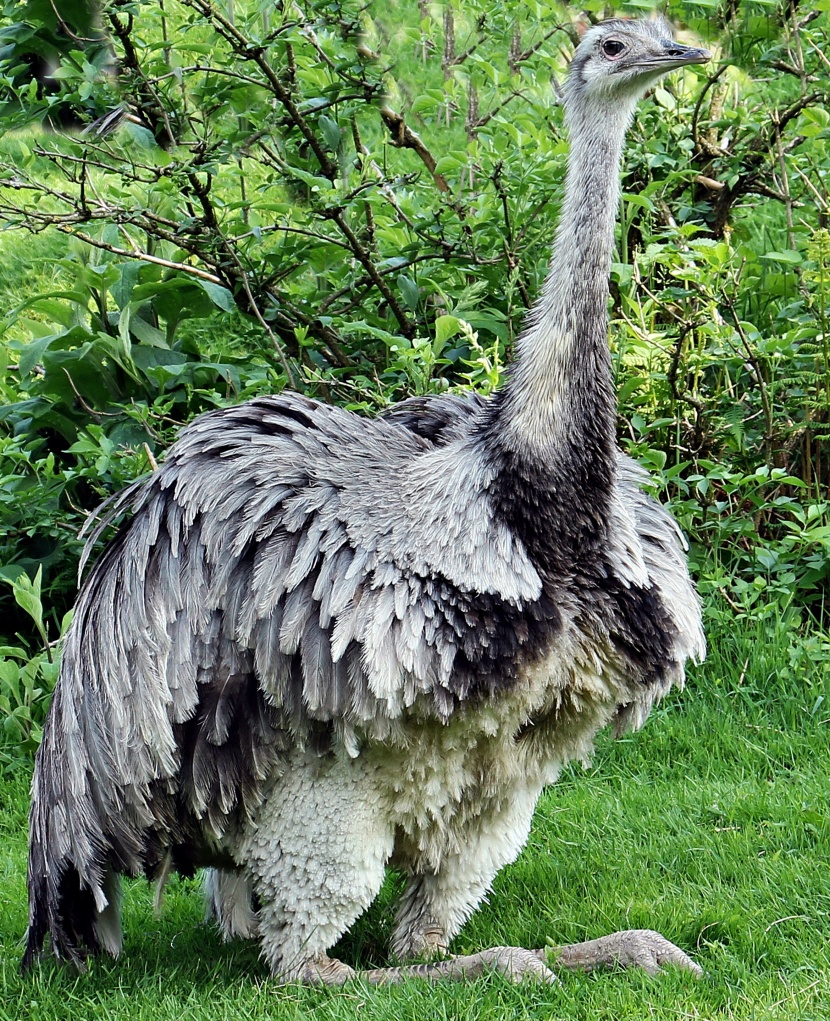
[1,614,829,1020]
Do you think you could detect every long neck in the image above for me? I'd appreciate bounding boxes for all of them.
[489,97,637,466]
[479,96,639,573]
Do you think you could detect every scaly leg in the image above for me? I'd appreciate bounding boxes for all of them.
[300,946,558,985]
[544,929,702,977]
[361,930,702,984]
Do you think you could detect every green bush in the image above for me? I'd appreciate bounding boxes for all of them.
[0,568,66,764]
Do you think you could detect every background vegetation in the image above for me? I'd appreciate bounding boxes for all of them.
[1,0,829,1017]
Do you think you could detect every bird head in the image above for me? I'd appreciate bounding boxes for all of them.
[565,17,710,106]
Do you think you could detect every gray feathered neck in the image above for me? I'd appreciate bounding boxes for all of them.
[480,36,642,489]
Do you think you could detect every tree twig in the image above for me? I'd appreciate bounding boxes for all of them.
[378,105,450,194]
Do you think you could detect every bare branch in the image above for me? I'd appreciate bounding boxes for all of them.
[378,105,450,194]
[64,234,226,283]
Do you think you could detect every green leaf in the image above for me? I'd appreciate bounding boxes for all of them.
[397,274,420,311]
[110,261,143,310]
[129,315,169,348]
[5,567,47,646]
[760,250,802,265]
[434,315,461,349]
[318,114,341,150]
[653,87,675,111]
[433,155,462,175]
[123,122,158,148]
[621,193,654,212]
[16,334,58,377]
[197,279,236,312]
[336,320,405,347]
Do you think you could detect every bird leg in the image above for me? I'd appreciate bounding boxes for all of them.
[543,929,703,977]
[394,919,449,959]
[299,947,558,985]
[389,892,450,961]
[299,954,358,984]
[295,930,701,986]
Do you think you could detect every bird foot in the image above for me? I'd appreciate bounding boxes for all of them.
[544,929,702,977]
[297,954,357,985]
[359,947,558,985]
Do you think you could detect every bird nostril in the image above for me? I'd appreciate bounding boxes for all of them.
[663,44,710,63]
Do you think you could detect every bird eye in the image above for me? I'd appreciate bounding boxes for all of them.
[601,39,625,58]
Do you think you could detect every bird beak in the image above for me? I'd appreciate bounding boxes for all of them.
[652,43,711,69]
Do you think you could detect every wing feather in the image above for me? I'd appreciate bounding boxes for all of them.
[250,530,297,619]
[300,616,335,713]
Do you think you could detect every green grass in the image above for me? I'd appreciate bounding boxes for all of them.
[2,613,830,1020]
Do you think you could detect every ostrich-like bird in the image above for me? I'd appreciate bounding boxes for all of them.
[26,18,709,984]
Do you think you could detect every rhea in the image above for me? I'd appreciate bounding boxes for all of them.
[26,18,709,984]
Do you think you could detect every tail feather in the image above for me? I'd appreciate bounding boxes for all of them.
[23,479,281,971]
[23,855,104,971]
[23,489,184,972]
[23,701,120,971]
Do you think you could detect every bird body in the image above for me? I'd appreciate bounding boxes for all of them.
[26,17,709,984]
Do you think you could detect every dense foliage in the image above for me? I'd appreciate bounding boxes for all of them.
[1,0,829,760]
